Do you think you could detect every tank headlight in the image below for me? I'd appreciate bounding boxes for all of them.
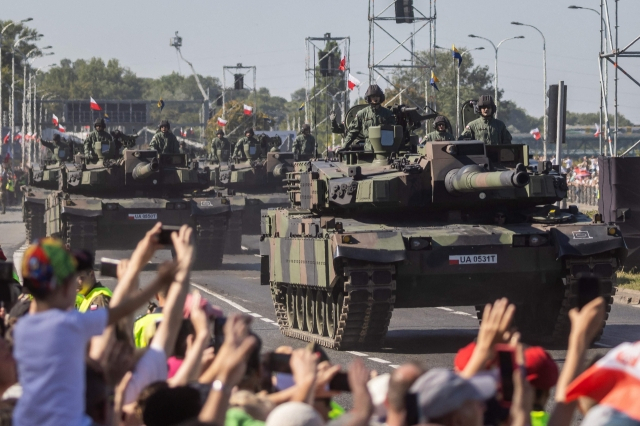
[221,198,228,204]
[409,237,432,250]
[175,203,186,210]
[608,227,618,236]
[528,234,548,247]
[342,235,352,244]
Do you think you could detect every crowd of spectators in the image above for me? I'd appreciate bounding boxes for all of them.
[0,223,638,426]
[534,155,600,206]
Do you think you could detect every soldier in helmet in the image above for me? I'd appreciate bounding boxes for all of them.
[460,95,512,145]
[149,120,181,154]
[423,116,454,142]
[293,123,315,156]
[342,84,396,152]
[211,129,231,162]
[84,118,115,162]
[233,128,261,161]
[40,134,72,163]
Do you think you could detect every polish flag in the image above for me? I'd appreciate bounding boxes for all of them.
[26,132,33,141]
[2,133,9,144]
[530,128,541,140]
[90,97,101,111]
[52,114,59,126]
[217,117,228,127]
[58,125,66,133]
[14,133,22,141]
[339,56,346,71]
[594,123,601,138]
[243,104,253,116]
[347,74,360,91]
[566,341,640,421]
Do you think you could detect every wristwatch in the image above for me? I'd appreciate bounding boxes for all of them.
[211,380,231,394]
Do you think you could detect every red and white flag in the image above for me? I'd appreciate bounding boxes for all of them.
[566,341,640,421]
[90,97,101,111]
[243,104,253,116]
[594,123,601,138]
[530,128,541,140]
[347,74,360,91]
[339,56,346,72]
[26,132,33,141]
[2,133,9,144]
[58,125,66,133]
[52,114,59,126]
[217,117,228,127]
[14,133,22,141]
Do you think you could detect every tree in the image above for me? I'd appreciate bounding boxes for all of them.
[205,100,270,142]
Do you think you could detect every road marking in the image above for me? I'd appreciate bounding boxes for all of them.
[368,357,391,364]
[260,318,275,323]
[241,246,249,251]
[389,365,400,369]
[249,313,262,318]
[191,282,250,313]
[346,351,369,357]
[452,311,474,317]
[436,307,454,312]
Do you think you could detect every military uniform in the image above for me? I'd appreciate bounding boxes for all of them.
[293,133,315,155]
[211,137,231,162]
[331,116,346,135]
[150,131,181,154]
[344,105,396,151]
[41,139,71,162]
[84,129,115,161]
[460,117,512,145]
[423,130,455,142]
[233,136,261,161]
[75,283,112,313]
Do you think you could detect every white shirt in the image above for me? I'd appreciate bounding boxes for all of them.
[123,342,168,405]
[13,308,108,426]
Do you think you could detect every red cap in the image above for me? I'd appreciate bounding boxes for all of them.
[454,342,477,372]
[524,346,558,390]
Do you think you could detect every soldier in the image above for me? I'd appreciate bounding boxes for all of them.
[342,84,396,152]
[84,118,115,162]
[40,134,71,162]
[293,123,315,155]
[149,120,181,154]
[233,128,261,161]
[459,95,512,145]
[423,116,455,142]
[211,129,231,162]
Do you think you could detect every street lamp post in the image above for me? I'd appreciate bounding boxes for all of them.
[0,18,32,131]
[468,34,525,119]
[511,22,547,159]
[11,34,40,164]
[568,5,609,155]
[19,48,43,168]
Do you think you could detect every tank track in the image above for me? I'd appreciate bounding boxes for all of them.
[224,213,244,254]
[473,255,617,346]
[64,216,98,258]
[550,256,616,345]
[271,262,396,350]
[193,215,228,270]
[24,202,46,244]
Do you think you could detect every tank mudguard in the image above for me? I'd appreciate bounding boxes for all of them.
[226,195,246,213]
[60,198,103,218]
[551,225,628,260]
[191,198,233,216]
[332,231,406,263]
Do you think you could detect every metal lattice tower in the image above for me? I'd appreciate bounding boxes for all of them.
[305,33,351,152]
[368,0,436,109]
[222,63,257,135]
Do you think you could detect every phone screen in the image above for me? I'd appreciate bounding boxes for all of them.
[577,275,600,309]
[497,350,514,403]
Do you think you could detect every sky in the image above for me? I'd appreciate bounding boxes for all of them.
[4,0,640,124]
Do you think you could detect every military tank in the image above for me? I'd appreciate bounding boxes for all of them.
[42,132,230,269]
[259,105,627,350]
[207,133,307,254]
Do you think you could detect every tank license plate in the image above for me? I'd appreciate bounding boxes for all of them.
[449,255,497,265]
[127,213,158,220]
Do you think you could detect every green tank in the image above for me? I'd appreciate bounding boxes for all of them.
[260,105,627,350]
[206,133,309,254]
[36,131,230,269]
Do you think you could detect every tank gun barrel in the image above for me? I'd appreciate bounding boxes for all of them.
[132,158,159,180]
[445,164,529,194]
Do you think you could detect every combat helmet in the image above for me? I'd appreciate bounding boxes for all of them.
[434,116,447,128]
[245,127,254,136]
[301,123,311,133]
[216,129,225,136]
[94,118,106,128]
[364,84,385,104]
[159,120,171,130]
[477,95,496,115]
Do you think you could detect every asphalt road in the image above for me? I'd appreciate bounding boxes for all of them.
[4,206,640,410]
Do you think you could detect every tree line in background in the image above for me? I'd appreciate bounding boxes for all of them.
[1,19,633,148]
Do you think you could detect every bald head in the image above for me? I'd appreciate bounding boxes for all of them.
[387,362,425,412]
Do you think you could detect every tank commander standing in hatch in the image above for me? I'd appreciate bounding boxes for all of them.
[150,120,181,154]
[423,116,455,142]
[211,129,231,162]
[233,128,261,161]
[84,118,115,162]
[41,134,72,162]
[341,84,396,152]
[459,95,512,145]
[293,123,315,155]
